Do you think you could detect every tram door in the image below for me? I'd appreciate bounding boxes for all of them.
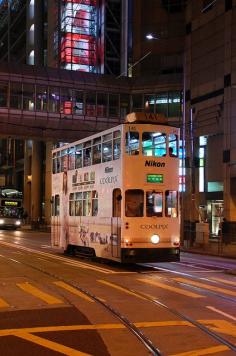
[52,195,60,246]
[111,189,121,258]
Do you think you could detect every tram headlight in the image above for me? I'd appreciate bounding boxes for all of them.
[151,234,160,244]
[172,237,180,246]
[15,220,21,226]
[0,219,4,225]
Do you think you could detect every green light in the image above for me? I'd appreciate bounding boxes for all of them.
[147,174,163,183]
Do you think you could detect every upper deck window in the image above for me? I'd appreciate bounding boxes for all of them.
[83,141,92,167]
[102,133,112,162]
[75,144,83,169]
[142,132,166,157]
[168,134,178,157]
[113,130,121,160]
[92,137,101,165]
[126,131,139,155]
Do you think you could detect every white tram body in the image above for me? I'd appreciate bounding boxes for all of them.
[51,113,180,263]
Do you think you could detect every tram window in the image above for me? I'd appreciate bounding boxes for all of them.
[168,134,178,157]
[93,144,101,164]
[69,193,75,216]
[125,131,139,155]
[142,132,166,157]
[75,192,82,216]
[113,137,121,160]
[83,142,92,167]
[102,141,112,162]
[61,149,69,172]
[51,196,54,215]
[125,189,144,217]
[56,155,61,173]
[83,191,91,216]
[75,145,83,168]
[92,191,98,216]
[55,195,60,216]
[52,153,57,174]
[165,190,178,217]
[68,147,75,170]
[146,191,163,217]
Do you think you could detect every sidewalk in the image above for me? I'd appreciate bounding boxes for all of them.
[181,241,236,275]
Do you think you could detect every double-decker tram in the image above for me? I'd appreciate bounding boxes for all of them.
[0,187,23,229]
[51,112,180,263]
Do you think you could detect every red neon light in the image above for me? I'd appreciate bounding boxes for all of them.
[61,33,96,65]
[63,0,97,5]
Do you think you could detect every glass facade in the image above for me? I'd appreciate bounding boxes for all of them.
[0,80,182,120]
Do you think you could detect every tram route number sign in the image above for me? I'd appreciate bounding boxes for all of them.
[146,174,163,184]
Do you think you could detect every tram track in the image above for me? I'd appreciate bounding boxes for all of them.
[0,247,162,356]
[1,244,236,355]
[1,239,236,354]
[142,263,236,305]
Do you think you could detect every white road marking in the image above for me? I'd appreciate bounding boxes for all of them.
[9,258,21,264]
[0,241,116,274]
[206,306,236,321]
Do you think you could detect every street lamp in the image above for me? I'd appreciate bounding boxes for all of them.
[116,34,159,78]
[146,34,159,41]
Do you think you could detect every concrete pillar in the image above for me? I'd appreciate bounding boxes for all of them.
[23,140,32,221]
[45,141,53,225]
[31,141,42,221]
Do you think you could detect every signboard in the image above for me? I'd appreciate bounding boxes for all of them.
[1,200,21,207]
[146,174,164,184]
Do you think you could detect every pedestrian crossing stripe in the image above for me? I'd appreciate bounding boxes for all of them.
[17,282,64,305]
[137,278,205,298]
[53,281,94,303]
[174,277,236,297]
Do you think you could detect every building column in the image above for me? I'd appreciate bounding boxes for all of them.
[31,141,42,222]
[23,140,32,221]
[45,141,53,225]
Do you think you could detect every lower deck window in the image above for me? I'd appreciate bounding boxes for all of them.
[146,191,163,217]
[125,189,144,217]
[165,190,178,217]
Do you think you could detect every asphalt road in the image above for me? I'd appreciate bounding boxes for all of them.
[0,229,236,355]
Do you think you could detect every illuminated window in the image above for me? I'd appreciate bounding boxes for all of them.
[199,136,207,192]
[179,139,185,192]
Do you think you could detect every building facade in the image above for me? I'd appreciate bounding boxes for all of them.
[184,0,236,242]
[0,0,185,227]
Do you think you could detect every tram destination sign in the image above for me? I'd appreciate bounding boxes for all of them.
[146,174,163,183]
[1,200,21,207]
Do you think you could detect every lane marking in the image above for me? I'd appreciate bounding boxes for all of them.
[17,282,64,305]
[174,277,236,297]
[0,321,193,336]
[98,280,147,300]
[0,241,115,274]
[208,277,236,287]
[63,261,112,274]
[16,332,91,356]
[0,298,9,308]
[137,278,205,298]
[206,306,236,321]
[170,345,228,356]
[53,281,94,303]
[0,320,236,339]
[9,258,21,264]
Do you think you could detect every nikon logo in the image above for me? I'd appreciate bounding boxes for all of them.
[145,160,165,167]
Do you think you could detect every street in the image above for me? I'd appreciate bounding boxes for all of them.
[0,229,236,355]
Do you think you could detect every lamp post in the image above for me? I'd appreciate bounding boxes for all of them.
[116,34,159,78]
